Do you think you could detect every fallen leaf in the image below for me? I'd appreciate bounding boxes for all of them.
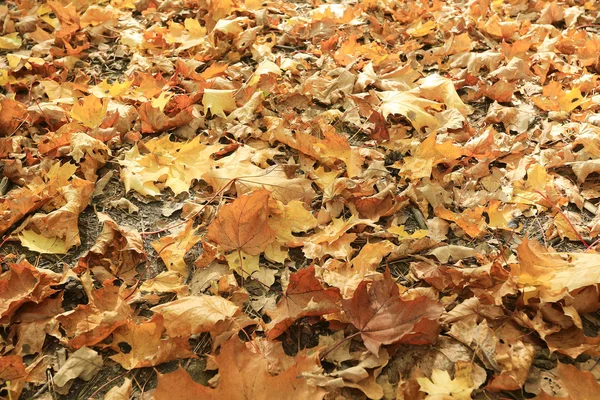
[206,190,276,256]
[53,347,103,394]
[342,270,443,355]
[109,315,195,369]
[153,337,325,400]
[70,95,108,128]
[266,265,341,339]
[151,295,249,338]
[152,220,201,276]
[417,368,474,400]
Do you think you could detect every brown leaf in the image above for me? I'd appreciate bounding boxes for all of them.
[0,355,26,382]
[536,363,600,400]
[76,213,146,284]
[342,270,443,354]
[109,315,195,370]
[266,265,341,340]
[206,189,275,255]
[154,337,325,400]
[138,102,193,134]
[57,275,132,348]
[151,295,250,339]
[0,260,61,324]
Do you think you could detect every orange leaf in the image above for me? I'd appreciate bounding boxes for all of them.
[206,190,276,255]
[154,337,325,400]
[266,265,340,340]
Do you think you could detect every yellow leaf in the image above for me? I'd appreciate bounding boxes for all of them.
[18,230,68,254]
[388,225,428,240]
[225,250,260,276]
[407,19,437,37]
[0,33,22,50]
[151,92,173,112]
[120,135,220,196]
[378,91,443,132]
[90,79,133,98]
[417,369,474,400]
[70,95,108,128]
[202,89,237,117]
[151,221,201,276]
[399,133,463,180]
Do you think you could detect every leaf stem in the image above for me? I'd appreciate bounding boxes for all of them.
[319,332,360,361]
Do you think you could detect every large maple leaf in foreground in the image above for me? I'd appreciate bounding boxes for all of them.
[153,337,325,400]
[342,270,443,355]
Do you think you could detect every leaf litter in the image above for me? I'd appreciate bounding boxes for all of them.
[2,0,600,399]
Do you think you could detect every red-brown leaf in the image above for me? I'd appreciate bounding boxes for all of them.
[342,270,442,354]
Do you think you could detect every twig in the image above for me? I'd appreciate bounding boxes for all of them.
[88,371,130,399]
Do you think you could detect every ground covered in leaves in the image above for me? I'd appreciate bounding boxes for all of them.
[3,0,600,399]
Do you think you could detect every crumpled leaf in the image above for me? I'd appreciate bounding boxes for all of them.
[53,347,103,394]
[77,213,146,284]
[378,91,443,132]
[57,274,132,349]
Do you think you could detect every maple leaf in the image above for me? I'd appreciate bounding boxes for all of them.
[203,149,316,203]
[535,363,600,400]
[57,275,132,349]
[120,135,219,196]
[342,270,443,355]
[154,337,325,400]
[531,81,585,112]
[76,213,146,284]
[109,315,195,370]
[70,95,108,128]
[152,220,201,276]
[206,189,276,256]
[19,176,94,254]
[137,102,193,134]
[0,33,22,50]
[266,265,341,339]
[0,260,62,324]
[268,199,318,247]
[151,295,250,338]
[0,98,28,136]
[53,347,103,394]
[417,368,474,400]
[202,89,237,117]
[0,355,26,382]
